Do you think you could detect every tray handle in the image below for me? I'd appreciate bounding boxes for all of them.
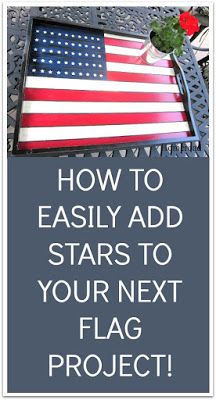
[172,53,200,140]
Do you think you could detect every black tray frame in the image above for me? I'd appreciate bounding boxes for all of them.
[12,17,200,157]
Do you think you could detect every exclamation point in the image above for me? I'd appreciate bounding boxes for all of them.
[167,354,172,377]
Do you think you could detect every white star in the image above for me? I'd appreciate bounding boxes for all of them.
[43,39,46,43]
[78,62,82,66]
[85,63,89,66]
[65,33,68,37]
[58,33,62,36]
[98,55,101,58]
[36,30,39,33]
[50,40,54,44]
[85,53,88,56]
[79,72,83,76]
[48,70,53,74]
[71,52,75,55]
[84,36,88,39]
[65,42,68,45]
[51,32,54,35]
[64,61,68,64]
[57,60,61,64]
[72,72,75,75]
[41,59,45,63]
[78,52,82,56]
[72,43,75,46]
[71,34,75,38]
[49,60,53,64]
[64,71,68,75]
[97,46,101,50]
[71,61,75,65]
[92,54,96,58]
[50,50,54,53]
[97,38,100,41]
[43,30,47,34]
[84,44,88,48]
[32,68,36,72]
[99,64,102,67]
[86,72,90,76]
[40,69,44,73]
[57,50,61,54]
[35,38,39,42]
[99,74,103,77]
[33,58,37,62]
[93,73,97,77]
[58,41,61,45]
[92,45,95,49]
[78,35,81,38]
[78,44,82,47]
[57,71,61,74]
[42,48,45,52]
[65,51,68,54]
[34,47,38,51]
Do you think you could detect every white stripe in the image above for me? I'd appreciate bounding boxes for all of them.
[107,61,175,76]
[25,77,180,93]
[105,44,171,60]
[104,33,145,43]
[105,44,142,56]
[22,101,185,114]
[19,121,190,142]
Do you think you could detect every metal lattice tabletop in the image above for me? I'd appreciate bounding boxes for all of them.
[7,6,209,158]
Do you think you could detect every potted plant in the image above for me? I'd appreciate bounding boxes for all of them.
[142,12,199,64]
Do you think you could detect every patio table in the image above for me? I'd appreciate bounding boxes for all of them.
[7,6,209,158]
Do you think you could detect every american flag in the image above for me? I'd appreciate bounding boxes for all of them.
[17,22,191,151]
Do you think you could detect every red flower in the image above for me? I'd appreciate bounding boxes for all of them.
[179,12,199,36]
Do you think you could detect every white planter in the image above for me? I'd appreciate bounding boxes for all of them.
[140,32,173,65]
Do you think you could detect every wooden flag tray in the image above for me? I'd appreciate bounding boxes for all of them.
[13,17,200,156]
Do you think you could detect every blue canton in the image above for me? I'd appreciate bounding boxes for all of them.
[28,22,107,80]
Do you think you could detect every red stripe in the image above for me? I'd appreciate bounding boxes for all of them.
[104,37,144,49]
[21,112,187,127]
[24,88,182,103]
[107,71,176,84]
[18,132,192,150]
[106,53,174,68]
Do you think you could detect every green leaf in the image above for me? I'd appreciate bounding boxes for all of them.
[150,21,161,33]
[150,15,185,54]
